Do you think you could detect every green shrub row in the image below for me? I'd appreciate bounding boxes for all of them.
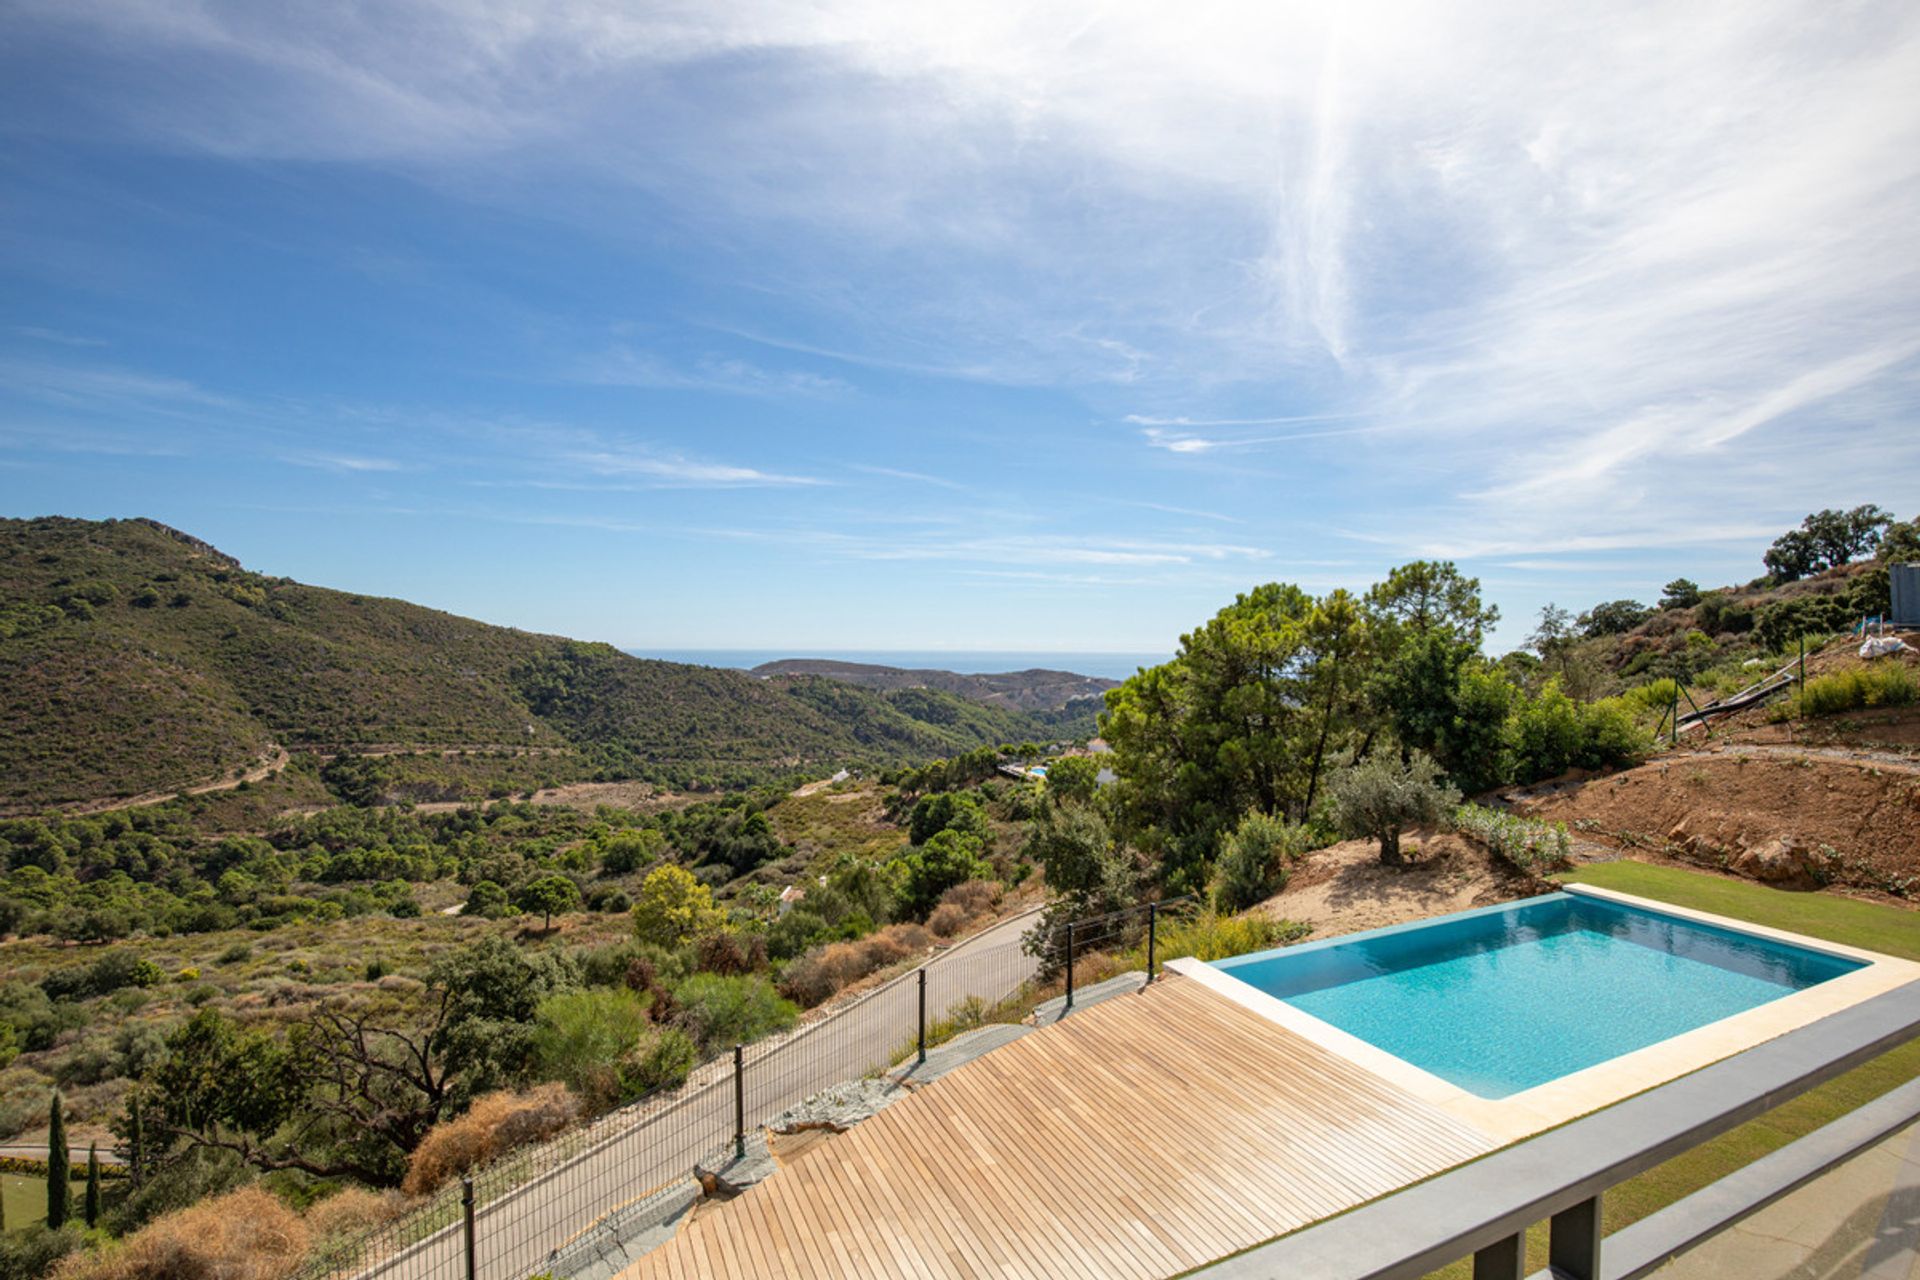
[1799,664,1918,717]
[1453,804,1572,875]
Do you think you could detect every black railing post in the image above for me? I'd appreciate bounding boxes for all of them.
[1065,921,1075,1010]
[733,1043,746,1159]
[1147,901,1159,982]
[917,966,928,1063]
[1549,1194,1602,1280]
[461,1175,477,1280]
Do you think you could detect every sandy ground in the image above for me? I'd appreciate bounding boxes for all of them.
[1257,831,1539,939]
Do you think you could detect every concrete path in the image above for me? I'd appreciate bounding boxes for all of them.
[1656,1121,1920,1279]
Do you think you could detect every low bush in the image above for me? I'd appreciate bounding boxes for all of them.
[1800,664,1918,717]
[302,1187,399,1243]
[402,1084,579,1195]
[925,879,1000,939]
[778,923,933,1006]
[1211,812,1312,913]
[1130,911,1310,966]
[55,1185,307,1280]
[1452,804,1571,876]
[672,973,798,1053]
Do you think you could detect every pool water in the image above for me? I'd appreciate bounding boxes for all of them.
[1213,893,1864,1099]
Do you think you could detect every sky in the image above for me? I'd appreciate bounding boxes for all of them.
[2,1,1917,657]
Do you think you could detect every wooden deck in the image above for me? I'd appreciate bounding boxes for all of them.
[619,974,1499,1280]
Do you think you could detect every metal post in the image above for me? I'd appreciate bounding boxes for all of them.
[1064,920,1076,1009]
[917,967,928,1064]
[1549,1194,1602,1280]
[1472,1233,1524,1280]
[1670,686,1679,745]
[461,1175,477,1280]
[1799,634,1807,718]
[1147,901,1159,982]
[733,1044,745,1160]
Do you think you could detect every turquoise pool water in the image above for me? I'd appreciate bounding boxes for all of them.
[1213,893,1863,1099]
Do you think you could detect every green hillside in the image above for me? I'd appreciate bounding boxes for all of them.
[0,517,1066,810]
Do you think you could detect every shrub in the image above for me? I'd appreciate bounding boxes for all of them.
[672,974,797,1053]
[894,830,991,918]
[1132,912,1309,966]
[531,988,652,1111]
[402,1085,579,1196]
[54,1185,307,1280]
[1328,752,1460,865]
[462,880,510,919]
[1,1225,85,1280]
[630,866,725,949]
[626,1027,698,1093]
[1800,664,1919,717]
[777,923,932,1006]
[694,930,767,977]
[1452,805,1572,875]
[1211,812,1311,913]
[302,1187,399,1257]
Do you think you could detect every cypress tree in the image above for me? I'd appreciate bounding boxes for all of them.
[129,1092,145,1188]
[85,1142,101,1227]
[46,1091,70,1229]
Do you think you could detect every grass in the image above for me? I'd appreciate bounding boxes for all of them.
[1,1172,89,1230]
[1430,860,1920,1278]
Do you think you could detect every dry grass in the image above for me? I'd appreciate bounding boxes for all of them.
[402,1083,579,1196]
[778,923,933,1006]
[55,1186,308,1280]
[302,1186,402,1241]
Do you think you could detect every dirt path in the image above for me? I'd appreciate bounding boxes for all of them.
[38,744,290,818]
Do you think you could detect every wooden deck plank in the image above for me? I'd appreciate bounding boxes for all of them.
[619,976,1498,1280]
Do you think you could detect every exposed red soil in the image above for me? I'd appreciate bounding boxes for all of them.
[1512,748,1920,896]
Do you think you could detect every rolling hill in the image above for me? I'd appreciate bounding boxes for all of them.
[0,517,1079,811]
[749,657,1117,715]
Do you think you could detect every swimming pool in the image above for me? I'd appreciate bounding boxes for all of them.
[1210,891,1866,1099]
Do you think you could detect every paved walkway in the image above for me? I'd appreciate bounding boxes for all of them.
[1658,1121,1920,1280]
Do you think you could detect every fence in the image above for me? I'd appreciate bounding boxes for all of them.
[305,897,1189,1280]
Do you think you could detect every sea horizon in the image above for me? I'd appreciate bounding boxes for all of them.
[626,649,1170,683]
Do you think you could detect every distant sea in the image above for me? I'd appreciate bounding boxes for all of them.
[626,649,1170,682]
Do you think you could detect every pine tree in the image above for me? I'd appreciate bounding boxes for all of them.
[46,1092,70,1229]
[85,1143,101,1227]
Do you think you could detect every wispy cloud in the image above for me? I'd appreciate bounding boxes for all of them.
[282,452,407,474]
[565,447,822,488]
[10,326,107,348]
[583,347,849,398]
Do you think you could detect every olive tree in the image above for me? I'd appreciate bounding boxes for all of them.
[1328,752,1459,866]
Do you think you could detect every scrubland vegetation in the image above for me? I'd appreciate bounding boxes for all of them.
[3,503,1913,1276]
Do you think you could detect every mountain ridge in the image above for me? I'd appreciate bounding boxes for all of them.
[0,517,1086,811]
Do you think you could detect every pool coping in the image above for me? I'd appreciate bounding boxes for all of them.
[1167,885,1920,1143]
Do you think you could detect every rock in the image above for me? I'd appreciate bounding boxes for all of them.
[769,1078,908,1134]
[694,1131,776,1196]
[1732,837,1821,890]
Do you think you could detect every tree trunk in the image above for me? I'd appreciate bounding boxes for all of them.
[1378,828,1403,866]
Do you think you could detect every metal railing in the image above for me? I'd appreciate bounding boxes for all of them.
[1193,978,1920,1280]
[307,895,1192,1280]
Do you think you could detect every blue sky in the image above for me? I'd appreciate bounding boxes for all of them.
[2,2,1917,656]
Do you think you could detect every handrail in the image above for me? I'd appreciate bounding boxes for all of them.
[1193,978,1920,1279]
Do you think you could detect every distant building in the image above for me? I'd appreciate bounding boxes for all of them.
[778,885,807,916]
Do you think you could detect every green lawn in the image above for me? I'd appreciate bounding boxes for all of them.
[1,1173,89,1231]
[1431,860,1920,1277]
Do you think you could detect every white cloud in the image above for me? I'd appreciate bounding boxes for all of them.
[282,452,406,473]
[8,0,1919,559]
[565,447,821,488]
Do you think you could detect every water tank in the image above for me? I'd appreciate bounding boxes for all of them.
[1893,563,1920,626]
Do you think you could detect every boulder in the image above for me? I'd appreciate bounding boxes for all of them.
[1732,837,1822,890]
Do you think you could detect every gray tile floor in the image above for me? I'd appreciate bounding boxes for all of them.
[1659,1122,1920,1280]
